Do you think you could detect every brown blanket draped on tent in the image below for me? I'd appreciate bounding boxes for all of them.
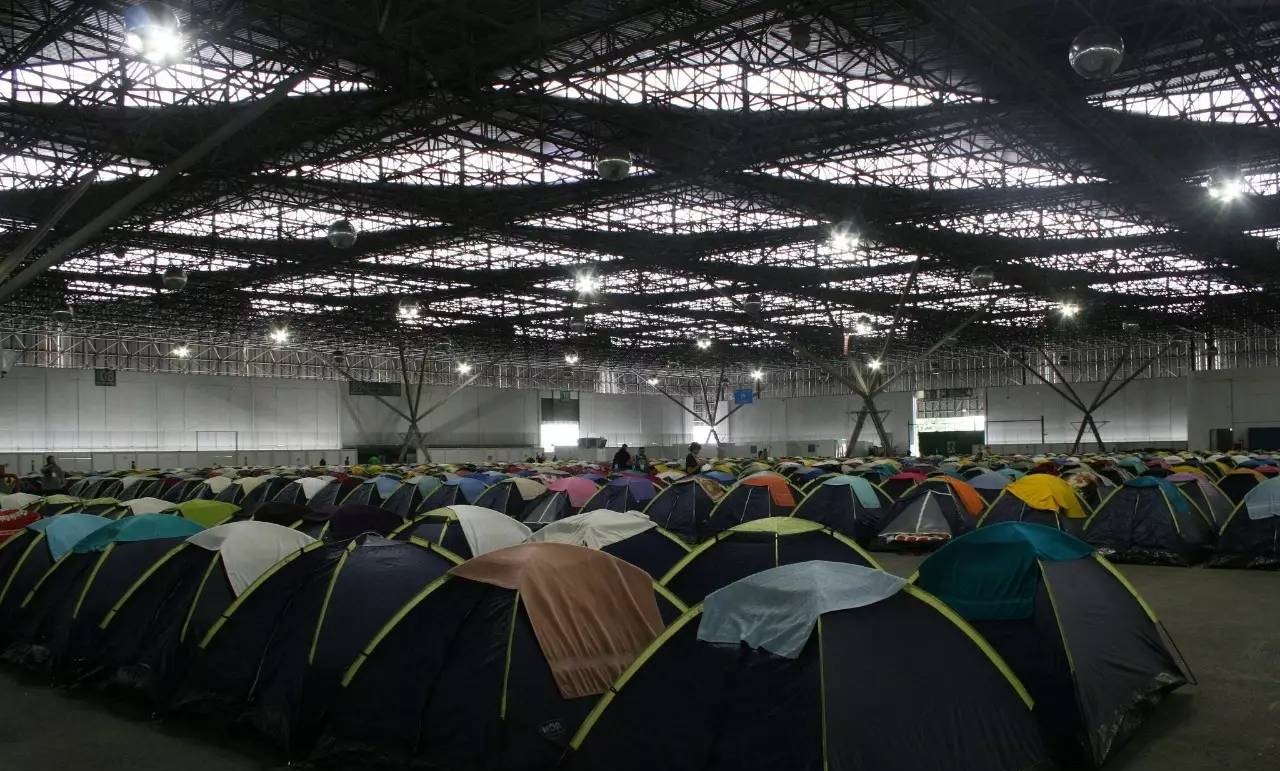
[450,542,664,698]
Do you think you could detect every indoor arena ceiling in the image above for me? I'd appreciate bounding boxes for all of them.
[2,0,1280,368]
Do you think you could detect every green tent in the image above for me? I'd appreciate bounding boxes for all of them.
[175,499,240,527]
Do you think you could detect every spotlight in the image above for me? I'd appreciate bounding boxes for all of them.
[1121,321,1139,333]
[123,3,185,65]
[646,377,659,386]
[867,358,883,371]
[574,274,599,294]
[269,327,290,344]
[171,345,190,358]
[1207,174,1246,202]
[564,352,580,365]
[969,266,995,290]
[1057,302,1080,318]
[51,304,74,325]
[750,369,764,381]
[456,362,472,375]
[696,336,712,350]
[829,221,860,251]
[326,218,358,248]
[1068,26,1124,80]
[396,298,421,320]
[743,293,762,315]
[162,266,188,292]
[596,143,632,181]
[852,316,872,336]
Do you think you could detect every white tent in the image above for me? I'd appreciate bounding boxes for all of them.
[186,521,316,596]
[529,509,656,549]
[123,497,178,515]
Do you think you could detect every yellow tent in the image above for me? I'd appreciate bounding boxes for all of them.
[1005,475,1087,520]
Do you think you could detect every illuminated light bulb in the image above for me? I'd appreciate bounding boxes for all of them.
[172,345,190,358]
[269,327,290,344]
[457,362,472,375]
[750,369,764,381]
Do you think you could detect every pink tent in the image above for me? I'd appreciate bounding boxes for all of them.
[547,476,602,508]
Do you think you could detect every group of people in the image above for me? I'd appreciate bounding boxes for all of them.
[610,442,704,474]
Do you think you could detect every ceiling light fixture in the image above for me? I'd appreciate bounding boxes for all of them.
[171,345,190,358]
[269,327,290,344]
[1068,26,1124,80]
[123,2,185,65]
[1057,302,1080,318]
[574,273,599,294]
[326,218,357,248]
[750,369,764,381]
[457,362,472,375]
[596,143,632,181]
[1207,174,1246,202]
[696,336,712,350]
[646,377,659,386]
[397,298,421,320]
[829,221,860,251]
[564,352,580,365]
[162,266,188,292]
[866,358,883,370]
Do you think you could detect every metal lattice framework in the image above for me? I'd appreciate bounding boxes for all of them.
[3,0,1280,375]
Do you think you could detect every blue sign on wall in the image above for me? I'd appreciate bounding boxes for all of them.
[733,388,755,405]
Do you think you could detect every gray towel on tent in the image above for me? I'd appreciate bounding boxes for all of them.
[698,561,906,659]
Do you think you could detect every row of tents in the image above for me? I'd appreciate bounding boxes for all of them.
[4,450,1276,567]
[0,489,1191,770]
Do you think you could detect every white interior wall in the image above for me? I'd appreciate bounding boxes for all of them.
[340,384,540,449]
[1187,366,1280,449]
[984,378,1187,451]
[577,392,694,449]
[723,391,913,453]
[0,367,342,472]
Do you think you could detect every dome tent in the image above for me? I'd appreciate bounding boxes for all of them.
[472,477,549,520]
[529,509,689,578]
[5,514,205,672]
[564,562,1049,771]
[1210,476,1280,569]
[979,474,1089,533]
[316,543,680,771]
[915,524,1193,766]
[790,475,890,543]
[171,535,462,758]
[391,505,531,559]
[0,514,114,647]
[1083,477,1213,566]
[643,476,725,543]
[1167,473,1232,529]
[89,522,316,694]
[873,486,973,549]
[702,473,800,536]
[660,517,878,605]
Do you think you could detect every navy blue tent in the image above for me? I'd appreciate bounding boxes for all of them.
[1083,478,1213,565]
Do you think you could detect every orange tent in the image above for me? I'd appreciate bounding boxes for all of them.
[740,472,798,508]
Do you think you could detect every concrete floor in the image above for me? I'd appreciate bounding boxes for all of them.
[0,556,1276,771]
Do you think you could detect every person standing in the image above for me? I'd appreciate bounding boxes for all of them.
[612,444,632,471]
[685,442,702,474]
[41,455,66,494]
[635,447,649,472]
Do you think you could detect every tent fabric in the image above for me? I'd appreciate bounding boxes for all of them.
[119,475,153,493]
[237,475,273,493]
[203,476,234,494]
[529,509,656,550]
[547,477,601,508]
[1241,475,1280,520]
[927,477,986,516]
[371,475,402,498]
[430,504,532,556]
[450,543,664,699]
[819,475,882,510]
[176,499,240,526]
[1006,475,1087,520]
[0,492,43,510]
[509,476,548,501]
[414,476,443,497]
[124,496,178,515]
[297,476,332,500]
[71,513,205,553]
[739,473,797,507]
[28,513,114,561]
[186,521,317,596]
[914,523,1096,620]
[698,561,906,658]
[1124,476,1191,515]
